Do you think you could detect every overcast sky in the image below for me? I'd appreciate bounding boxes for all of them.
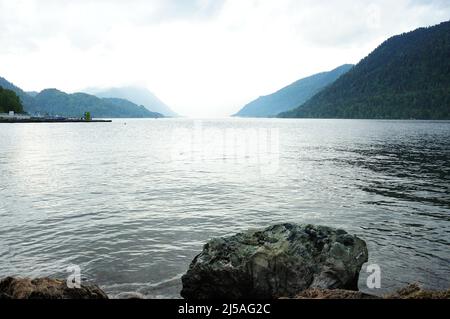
[1,0,449,117]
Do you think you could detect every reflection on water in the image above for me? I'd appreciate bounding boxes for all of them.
[0,119,449,298]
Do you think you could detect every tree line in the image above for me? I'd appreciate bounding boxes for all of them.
[0,87,24,114]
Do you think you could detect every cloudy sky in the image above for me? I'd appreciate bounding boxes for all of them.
[1,0,449,117]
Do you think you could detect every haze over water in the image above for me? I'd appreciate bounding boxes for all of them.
[0,118,449,298]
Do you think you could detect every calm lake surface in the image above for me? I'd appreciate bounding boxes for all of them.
[0,118,449,298]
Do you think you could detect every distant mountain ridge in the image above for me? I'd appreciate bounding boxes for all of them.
[233,64,354,117]
[0,77,163,118]
[280,21,450,119]
[88,86,178,117]
[34,89,163,118]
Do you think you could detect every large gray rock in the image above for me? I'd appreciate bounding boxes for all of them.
[0,277,108,299]
[181,223,368,299]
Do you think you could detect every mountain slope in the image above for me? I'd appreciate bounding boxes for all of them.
[233,64,353,118]
[279,21,450,119]
[0,77,163,118]
[0,77,36,112]
[89,86,178,117]
[33,89,163,118]
[102,98,163,118]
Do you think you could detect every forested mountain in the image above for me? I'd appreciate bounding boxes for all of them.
[0,77,36,112]
[234,64,353,117]
[0,87,24,114]
[279,21,450,119]
[0,77,163,118]
[89,86,178,117]
[34,89,163,118]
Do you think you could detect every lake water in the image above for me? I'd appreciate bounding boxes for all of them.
[0,118,449,298]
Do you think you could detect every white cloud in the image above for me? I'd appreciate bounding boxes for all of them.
[0,0,449,117]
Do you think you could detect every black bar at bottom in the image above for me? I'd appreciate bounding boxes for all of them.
[0,299,445,318]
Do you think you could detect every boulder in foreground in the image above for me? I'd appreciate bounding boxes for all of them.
[0,277,108,299]
[181,223,368,299]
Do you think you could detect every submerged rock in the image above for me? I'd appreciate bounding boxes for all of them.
[0,277,108,299]
[181,223,368,299]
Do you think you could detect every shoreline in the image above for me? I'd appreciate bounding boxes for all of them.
[1,224,448,300]
[180,223,449,300]
[0,119,112,123]
[0,277,448,299]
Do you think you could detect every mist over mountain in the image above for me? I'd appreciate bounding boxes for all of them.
[279,21,450,120]
[234,64,353,118]
[88,86,178,117]
[26,91,39,98]
[102,97,163,118]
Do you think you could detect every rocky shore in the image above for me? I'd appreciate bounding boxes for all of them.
[293,284,450,299]
[0,277,108,299]
[1,223,448,299]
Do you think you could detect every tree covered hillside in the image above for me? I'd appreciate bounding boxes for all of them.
[0,87,24,114]
[0,77,36,112]
[0,76,165,118]
[34,89,162,118]
[280,21,450,119]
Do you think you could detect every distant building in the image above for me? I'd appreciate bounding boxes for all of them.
[0,111,31,120]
